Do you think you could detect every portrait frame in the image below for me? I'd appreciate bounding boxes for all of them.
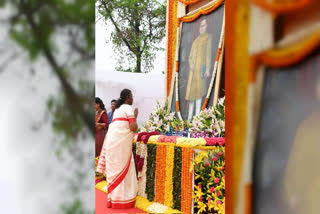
[167,0,225,120]
[226,0,320,213]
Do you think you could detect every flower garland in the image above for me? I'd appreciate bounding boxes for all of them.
[166,0,178,97]
[145,144,157,201]
[148,135,161,143]
[205,137,225,146]
[95,180,108,194]
[176,137,207,147]
[172,146,182,210]
[135,196,182,213]
[147,202,169,213]
[137,142,148,198]
[135,142,145,172]
[180,147,194,213]
[95,156,106,181]
[158,135,179,143]
[155,144,167,204]
[164,145,175,207]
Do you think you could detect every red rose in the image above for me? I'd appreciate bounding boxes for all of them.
[217,200,222,206]
[212,156,217,161]
[217,191,221,197]
[205,162,210,167]
[218,152,222,156]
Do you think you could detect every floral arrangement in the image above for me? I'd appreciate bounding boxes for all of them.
[189,96,225,137]
[192,148,225,214]
[140,100,188,134]
[135,196,182,213]
[145,144,157,201]
[172,146,182,210]
[95,157,106,183]
[155,145,166,204]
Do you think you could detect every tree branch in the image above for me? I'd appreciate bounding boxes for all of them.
[100,1,136,54]
[19,2,95,137]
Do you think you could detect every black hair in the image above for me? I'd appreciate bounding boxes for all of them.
[111,99,117,103]
[95,97,106,110]
[115,89,132,109]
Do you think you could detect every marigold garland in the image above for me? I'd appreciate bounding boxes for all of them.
[146,144,157,201]
[155,144,167,204]
[176,137,207,147]
[180,147,194,213]
[166,0,178,97]
[164,145,175,207]
[148,135,161,143]
[172,146,182,210]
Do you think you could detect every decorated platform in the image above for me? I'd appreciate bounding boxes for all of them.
[96,97,225,213]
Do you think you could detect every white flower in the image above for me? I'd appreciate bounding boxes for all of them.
[165,124,170,132]
[147,203,168,213]
[149,126,156,132]
[168,112,175,120]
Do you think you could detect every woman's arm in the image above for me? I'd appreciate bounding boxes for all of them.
[129,108,139,132]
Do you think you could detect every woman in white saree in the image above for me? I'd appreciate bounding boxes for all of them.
[97,89,138,209]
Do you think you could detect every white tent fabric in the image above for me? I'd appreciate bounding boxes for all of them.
[96,70,165,126]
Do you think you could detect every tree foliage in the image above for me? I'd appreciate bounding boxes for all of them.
[1,0,95,141]
[96,0,166,73]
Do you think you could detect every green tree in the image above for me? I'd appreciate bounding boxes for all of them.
[1,0,95,140]
[96,0,166,73]
[0,1,95,212]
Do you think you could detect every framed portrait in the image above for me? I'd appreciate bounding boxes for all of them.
[252,48,320,214]
[170,2,225,121]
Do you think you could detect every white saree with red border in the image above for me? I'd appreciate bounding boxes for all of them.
[97,104,138,209]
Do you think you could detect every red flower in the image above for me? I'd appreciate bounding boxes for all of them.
[199,196,202,202]
[212,156,217,161]
[208,197,212,202]
[210,187,215,193]
[205,162,210,167]
[219,167,224,171]
[214,177,220,184]
[217,191,221,197]
[223,175,225,180]
[217,200,222,206]
[218,152,222,156]
[198,184,201,189]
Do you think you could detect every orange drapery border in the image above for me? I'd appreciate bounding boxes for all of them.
[251,0,312,14]
[256,30,320,68]
[178,0,224,25]
[178,0,202,5]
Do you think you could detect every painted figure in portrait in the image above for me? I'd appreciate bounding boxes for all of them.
[170,3,224,120]
[185,18,212,120]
